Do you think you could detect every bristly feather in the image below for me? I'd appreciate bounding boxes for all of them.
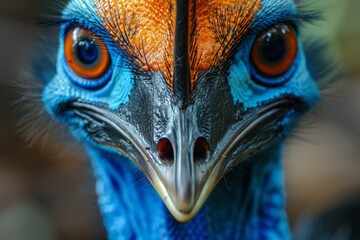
[17,0,344,158]
[290,1,347,143]
[13,0,141,151]
[35,0,69,29]
[38,0,144,76]
[12,30,80,153]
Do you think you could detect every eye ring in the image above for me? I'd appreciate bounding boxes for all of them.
[64,26,111,89]
[250,23,298,86]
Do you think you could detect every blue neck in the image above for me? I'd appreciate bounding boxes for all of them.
[87,145,290,240]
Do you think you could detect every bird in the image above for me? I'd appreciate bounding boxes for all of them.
[25,0,321,239]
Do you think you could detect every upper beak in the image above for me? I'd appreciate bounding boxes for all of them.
[71,98,294,222]
[140,100,294,222]
[153,109,212,221]
[143,101,288,222]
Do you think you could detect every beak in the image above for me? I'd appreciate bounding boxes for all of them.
[151,99,293,222]
[153,109,211,221]
[70,98,295,222]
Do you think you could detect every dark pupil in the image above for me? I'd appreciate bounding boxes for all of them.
[76,38,98,65]
[262,32,287,63]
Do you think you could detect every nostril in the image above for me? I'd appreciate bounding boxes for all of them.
[157,138,174,164]
[193,137,210,163]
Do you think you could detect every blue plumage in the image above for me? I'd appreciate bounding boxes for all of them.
[87,144,290,239]
[39,0,320,238]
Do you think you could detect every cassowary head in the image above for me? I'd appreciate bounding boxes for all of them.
[41,0,319,236]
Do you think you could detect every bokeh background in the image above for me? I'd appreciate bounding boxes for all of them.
[0,0,359,239]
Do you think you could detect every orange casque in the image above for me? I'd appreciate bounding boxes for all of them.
[93,0,262,90]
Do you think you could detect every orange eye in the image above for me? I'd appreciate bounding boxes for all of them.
[251,23,298,81]
[64,27,110,85]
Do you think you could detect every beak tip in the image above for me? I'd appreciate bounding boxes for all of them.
[168,208,198,223]
[162,193,199,222]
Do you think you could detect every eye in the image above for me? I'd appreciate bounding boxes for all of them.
[250,23,298,85]
[64,27,111,89]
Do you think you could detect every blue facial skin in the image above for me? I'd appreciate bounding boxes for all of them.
[42,0,319,239]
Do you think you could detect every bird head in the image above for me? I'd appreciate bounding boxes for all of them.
[43,0,319,222]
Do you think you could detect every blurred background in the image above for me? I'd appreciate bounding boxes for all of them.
[0,0,359,239]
